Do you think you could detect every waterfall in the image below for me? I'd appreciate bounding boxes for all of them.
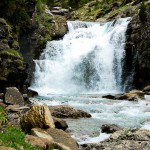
[30,18,131,95]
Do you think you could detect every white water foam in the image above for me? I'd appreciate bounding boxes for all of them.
[30,18,131,95]
[30,95,150,144]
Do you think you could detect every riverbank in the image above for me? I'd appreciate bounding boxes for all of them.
[0,86,150,149]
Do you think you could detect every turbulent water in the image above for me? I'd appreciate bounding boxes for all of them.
[29,17,150,145]
[31,17,131,95]
[30,95,150,144]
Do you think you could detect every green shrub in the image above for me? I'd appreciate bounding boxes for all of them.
[139,2,147,23]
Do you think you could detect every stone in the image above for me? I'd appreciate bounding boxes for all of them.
[25,135,50,149]
[31,128,53,141]
[6,105,29,112]
[4,87,24,106]
[53,118,68,130]
[0,93,4,99]
[85,128,150,150]
[46,128,79,150]
[102,94,115,99]
[27,89,38,97]
[101,124,122,133]
[114,90,144,101]
[124,90,144,100]
[31,128,71,150]
[49,105,91,119]
[143,85,150,94]
[20,104,55,132]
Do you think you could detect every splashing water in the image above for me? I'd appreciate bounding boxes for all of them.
[30,18,131,95]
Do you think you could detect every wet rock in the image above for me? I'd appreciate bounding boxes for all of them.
[20,104,55,132]
[49,105,91,119]
[51,15,67,39]
[114,90,144,101]
[102,95,115,99]
[85,128,150,150]
[124,90,144,100]
[4,87,24,106]
[27,89,38,97]
[53,117,68,130]
[143,85,150,94]
[101,124,122,133]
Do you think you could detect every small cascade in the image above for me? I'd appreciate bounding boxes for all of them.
[30,18,131,95]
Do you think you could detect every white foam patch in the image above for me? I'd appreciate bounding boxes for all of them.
[77,133,110,145]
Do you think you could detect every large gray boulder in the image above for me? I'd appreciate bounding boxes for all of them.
[4,87,24,106]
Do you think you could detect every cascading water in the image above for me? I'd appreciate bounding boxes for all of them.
[30,18,131,95]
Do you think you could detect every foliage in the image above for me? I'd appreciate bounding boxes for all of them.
[139,1,147,23]
[0,127,41,150]
[0,49,23,59]
[0,106,6,122]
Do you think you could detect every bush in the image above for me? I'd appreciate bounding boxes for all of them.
[139,2,147,23]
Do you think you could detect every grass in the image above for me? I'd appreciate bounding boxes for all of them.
[0,127,41,150]
[0,106,6,123]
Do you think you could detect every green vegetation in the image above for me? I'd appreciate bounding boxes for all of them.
[0,127,41,150]
[0,106,7,124]
[139,1,147,23]
[0,49,23,59]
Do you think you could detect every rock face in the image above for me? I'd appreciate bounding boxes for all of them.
[85,128,150,150]
[20,105,55,132]
[49,105,91,119]
[4,87,24,105]
[0,18,26,92]
[124,3,150,89]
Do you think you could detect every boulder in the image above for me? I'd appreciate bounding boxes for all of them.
[25,135,51,149]
[101,124,122,133]
[143,85,150,94]
[20,104,55,132]
[124,90,144,100]
[102,94,115,99]
[84,128,150,150]
[46,128,79,150]
[4,87,24,106]
[31,128,71,150]
[31,128,53,141]
[49,105,91,119]
[114,90,144,101]
[27,89,38,97]
[53,117,68,130]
